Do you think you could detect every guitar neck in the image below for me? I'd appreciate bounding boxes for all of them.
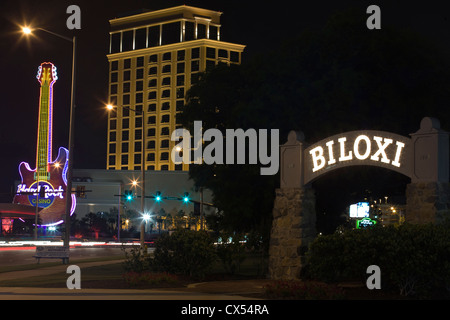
[35,83,52,181]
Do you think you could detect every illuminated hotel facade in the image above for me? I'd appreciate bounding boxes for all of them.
[106,5,246,171]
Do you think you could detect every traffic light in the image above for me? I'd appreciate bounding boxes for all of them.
[182,192,190,203]
[154,191,162,202]
[124,190,134,202]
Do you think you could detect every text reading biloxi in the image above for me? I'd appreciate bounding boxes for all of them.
[171,121,279,175]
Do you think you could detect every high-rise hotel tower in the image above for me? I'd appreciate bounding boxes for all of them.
[106,5,245,171]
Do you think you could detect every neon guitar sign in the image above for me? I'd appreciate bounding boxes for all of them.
[13,62,76,226]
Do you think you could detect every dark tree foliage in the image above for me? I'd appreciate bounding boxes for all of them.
[177,9,450,234]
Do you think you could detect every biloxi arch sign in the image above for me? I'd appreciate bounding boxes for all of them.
[269,117,450,280]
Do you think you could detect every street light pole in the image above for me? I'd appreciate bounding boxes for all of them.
[64,35,76,249]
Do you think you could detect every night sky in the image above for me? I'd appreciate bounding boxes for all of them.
[0,0,449,202]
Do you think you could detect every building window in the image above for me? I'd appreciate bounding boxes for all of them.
[161,89,171,98]
[109,131,116,142]
[148,116,156,124]
[161,114,170,123]
[135,129,142,140]
[192,47,200,59]
[148,91,157,100]
[135,117,142,128]
[109,143,116,153]
[197,23,207,39]
[161,139,169,148]
[135,141,142,152]
[161,127,169,136]
[148,103,156,112]
[185,22,195,41]
[149,67,157,75]
[123,82,130,93]
[206,47,215,59]
[122,94,130,105]
[161,165,169,171]
[147,141,155,149]
[122,31,133,52]
[135,29,147,50]
[161,102,170,111]
[136,68,144,79]
[148,128,156,137]
[149,54,158,63]
[161,22,180,45]
[162,64,171,74]
[111,72,118,83]
[148,26,160,47]
[122,118,129,129]
[111,60,119,71]
[191,60,199,72]
[134,154,142,165]
[123,70,131,81]
[162,77,171,86]
[162,52,171,61]
[177,50,185,61]
[160,152,169,161]
[121,154,128,165]
[111,33,121,53]
[124,58,131,69]
[177,62,185,74]
[122,130,129,141]
[135,92,143,103]
[148,79,157,87]
[210,26,218,40]
[122,142,129,153]
[109,155,116,165]
[176,75,184,86]
[147,153,155,161]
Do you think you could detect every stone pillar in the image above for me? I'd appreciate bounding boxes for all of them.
[268,187,316,280]
[269,130,316,280]
[406,182,450,224]
[407,117,450,224]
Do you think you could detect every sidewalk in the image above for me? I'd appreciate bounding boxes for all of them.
[0,260,270,300]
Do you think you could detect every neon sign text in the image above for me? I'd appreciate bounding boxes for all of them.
[309,134,406,173]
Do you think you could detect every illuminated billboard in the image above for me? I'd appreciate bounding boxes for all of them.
[349,202,370,218]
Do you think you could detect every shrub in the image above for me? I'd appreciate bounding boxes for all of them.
[304,223,450,298]
[122,245,152,273]
[151,228,217,279]
[264,280,345,300]
[215,232,247,274]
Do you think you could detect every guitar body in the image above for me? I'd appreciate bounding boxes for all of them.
[13,147,76,226]
[13,62,76,227]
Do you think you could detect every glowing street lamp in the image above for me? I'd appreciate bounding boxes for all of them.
[22,26,32,35]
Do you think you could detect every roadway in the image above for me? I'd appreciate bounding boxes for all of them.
[0,246,126,266]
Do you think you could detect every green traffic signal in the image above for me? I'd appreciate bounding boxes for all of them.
[124,190,134,202]
[182,192,190,203]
